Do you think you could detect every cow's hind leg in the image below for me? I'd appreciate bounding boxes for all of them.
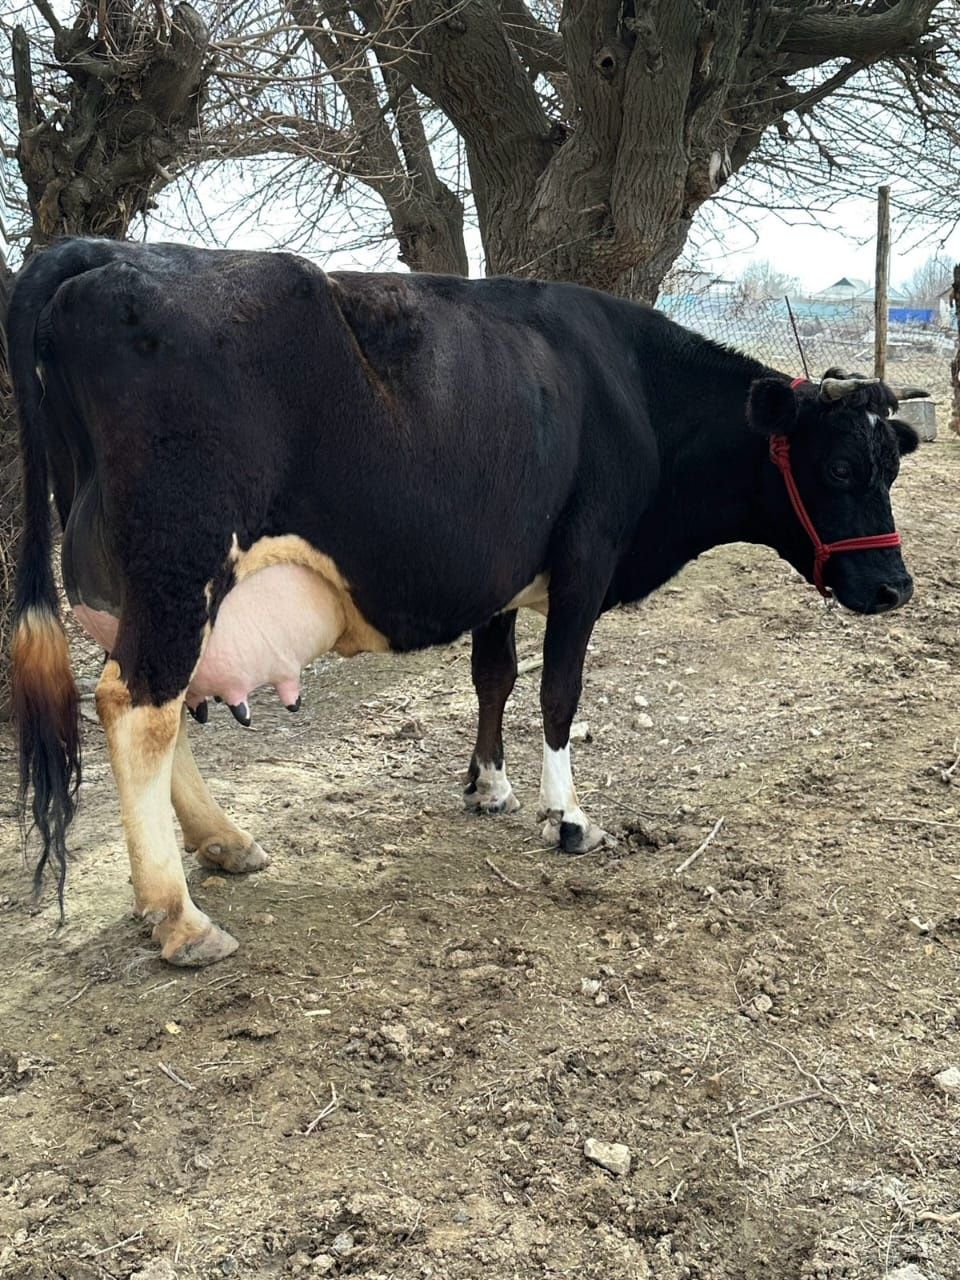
[538,559,614,854]
[464,611,520,814]
[172,708,269,873]
[97,660,238,965]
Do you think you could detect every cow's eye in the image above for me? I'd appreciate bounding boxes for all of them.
[830,458,852,481]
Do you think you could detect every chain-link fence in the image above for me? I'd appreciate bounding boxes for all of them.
[659,286,955,403]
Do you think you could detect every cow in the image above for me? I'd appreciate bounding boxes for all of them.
[6,238,920,967]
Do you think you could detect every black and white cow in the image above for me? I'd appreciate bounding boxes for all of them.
[7,238,919,965]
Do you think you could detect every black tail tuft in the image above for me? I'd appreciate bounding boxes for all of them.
[4,242,109,916]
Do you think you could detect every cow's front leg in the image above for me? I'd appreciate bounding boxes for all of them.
[537,587,613,855]
[96,661,238,966]
[172,707,269,873]
[464,611,520,814]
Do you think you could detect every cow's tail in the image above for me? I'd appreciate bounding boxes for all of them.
[4,242,117,915]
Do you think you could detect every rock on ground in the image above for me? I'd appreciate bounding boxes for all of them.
[583,1138,632,1176]
[932,1066,960,1095]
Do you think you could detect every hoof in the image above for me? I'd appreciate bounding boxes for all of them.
[539,809,614,855]
[197,838,270,874]
[464,783,520,815]
[157,919,239,967]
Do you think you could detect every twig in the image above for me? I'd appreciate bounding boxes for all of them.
[517,656,543,675]
[177,974,243,1006]
[484,857,524,890]
[352,902,395,928]
[674,817,724,874]
[401,1205,423,1243]
[876,815,960,830]
[738,1089,824,1124]
[917,1209,960,1226]
[84,1231,144,1259]
[62,981,93,1007]
[158,1061,195,1091]
[303,1083,338,1135]
[770,1039,856,1134]
[796,1119,847,1160]
[941,738,960,783]
[731,1123,744,1169]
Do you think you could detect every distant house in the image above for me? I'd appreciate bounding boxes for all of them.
[812,276,908,305]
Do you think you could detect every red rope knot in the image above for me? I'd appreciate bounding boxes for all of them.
[813,546,831,595]
[768,433,792,471]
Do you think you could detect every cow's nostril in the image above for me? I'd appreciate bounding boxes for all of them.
[875,584,901,611]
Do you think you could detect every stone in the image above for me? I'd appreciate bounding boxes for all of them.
[580,977,602,998]
[583,1138,632,1176]
[883,1266,931,1280]
[332,1231,355,1256]
[932,1066,960,1095]
[379,1023,411,1058]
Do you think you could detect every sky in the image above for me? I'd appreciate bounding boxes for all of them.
[696,194,960,293]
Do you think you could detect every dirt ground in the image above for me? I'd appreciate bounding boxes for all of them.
[3,430,960,1280]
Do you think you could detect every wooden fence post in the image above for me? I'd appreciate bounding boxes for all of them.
[874,185,891,381]
[950,263,960,437]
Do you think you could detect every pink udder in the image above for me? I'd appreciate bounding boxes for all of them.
[71,564,345,708]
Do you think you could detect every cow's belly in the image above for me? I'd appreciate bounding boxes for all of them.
[72,563,354,710]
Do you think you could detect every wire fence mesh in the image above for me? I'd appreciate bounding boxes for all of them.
[659,284,955,402]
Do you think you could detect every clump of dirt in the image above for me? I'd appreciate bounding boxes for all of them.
[3,439,960,1279]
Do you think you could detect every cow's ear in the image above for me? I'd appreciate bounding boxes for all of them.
[747,377,799,436]
[891,418,920,456]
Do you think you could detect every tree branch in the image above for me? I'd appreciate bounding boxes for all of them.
[782,0,940,68]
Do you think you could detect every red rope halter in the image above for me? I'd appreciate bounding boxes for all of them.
[769,378,902,598]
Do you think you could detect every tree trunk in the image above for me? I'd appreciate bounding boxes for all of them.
[393,184,470,276]
[13,5,210,246]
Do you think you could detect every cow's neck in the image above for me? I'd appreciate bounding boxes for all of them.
[611,344,775,605]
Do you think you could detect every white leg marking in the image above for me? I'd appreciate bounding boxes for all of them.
[465,760,520,814]
[539,741,588,829]
[538,737,613,853]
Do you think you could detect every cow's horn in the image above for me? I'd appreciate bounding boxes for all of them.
[890,384,930,401]
[820,376,880,400]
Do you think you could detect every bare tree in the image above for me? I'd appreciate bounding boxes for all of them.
[185,0,960,299]
[736,259,801,302]
[901,254,953,308]
[8,2,211,247]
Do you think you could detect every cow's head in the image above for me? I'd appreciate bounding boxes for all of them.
[748,370,920,613]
